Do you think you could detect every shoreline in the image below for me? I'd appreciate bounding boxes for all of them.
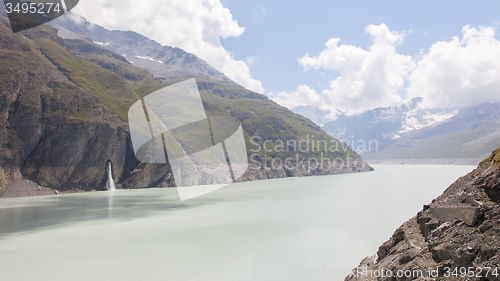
[1,160,373,199]
[365,158,482,165]
[0,178,87,198]
[0,160,476,199]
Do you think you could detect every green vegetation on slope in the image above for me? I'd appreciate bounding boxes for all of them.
[0,21,107,125]
[480,146,500,167]
[21,26,165,121]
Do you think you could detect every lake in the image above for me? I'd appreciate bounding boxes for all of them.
[0,164,475,281]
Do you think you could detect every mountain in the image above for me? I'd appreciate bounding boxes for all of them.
[346,146,500,281]
[0,10,370,197]
[319,98,500,162]
[365,103,500,161]
[368,112,500,160]
[48,13,234,85]
[321,97,458,151]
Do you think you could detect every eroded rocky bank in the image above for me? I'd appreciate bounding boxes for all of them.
[346,147,500,281]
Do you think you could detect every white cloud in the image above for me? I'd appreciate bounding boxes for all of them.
[407,25,500,109]
[273,24,500,121]
[299,24,415,116]
[73,0,264,93]
[272,85,322,109]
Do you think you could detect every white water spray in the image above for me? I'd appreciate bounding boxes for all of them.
[106,160,116,191]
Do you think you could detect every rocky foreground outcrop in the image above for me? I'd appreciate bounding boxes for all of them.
[346,147,500,281]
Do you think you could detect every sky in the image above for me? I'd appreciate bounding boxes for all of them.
[71,0,500,120]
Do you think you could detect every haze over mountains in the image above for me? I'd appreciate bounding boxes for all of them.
[292,98,500,163]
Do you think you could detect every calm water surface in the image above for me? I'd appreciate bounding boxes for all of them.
[0,165,475,281]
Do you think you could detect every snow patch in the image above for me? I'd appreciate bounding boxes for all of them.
[94,41,110,46]
[135,55,164,64]
[399,110,458,134]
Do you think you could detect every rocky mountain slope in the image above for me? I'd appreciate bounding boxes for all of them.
[48,12,234,85]
[0,10,370,197]
[346,146,500,281]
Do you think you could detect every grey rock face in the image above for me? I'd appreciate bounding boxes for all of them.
[0,54,129,192]
[0,15,142,193]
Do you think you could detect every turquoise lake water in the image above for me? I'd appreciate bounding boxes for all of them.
[0,164,475,281]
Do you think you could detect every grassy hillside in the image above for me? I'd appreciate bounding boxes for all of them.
[21,27,164,121]
[480,146,500,166]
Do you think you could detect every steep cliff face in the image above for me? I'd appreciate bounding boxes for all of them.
[0,15,148,194]
[346,147,500,281]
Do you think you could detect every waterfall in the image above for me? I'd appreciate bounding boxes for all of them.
[106,160,116,191]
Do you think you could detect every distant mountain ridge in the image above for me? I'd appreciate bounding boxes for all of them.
[298,99,500,162]
[48,12,235,85]
[367,104,500,160]
[320,98,458,149]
